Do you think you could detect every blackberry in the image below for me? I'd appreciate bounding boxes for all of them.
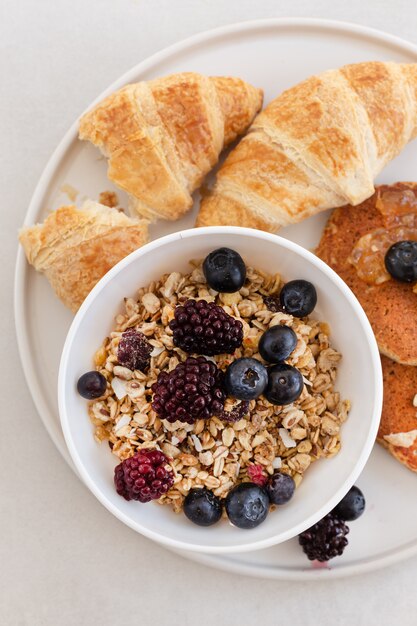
[169,299,243,356]
[117,329,152,372]
[298,513,349,562]
[263,295,284,313]
[114,449,174,503]
[220,400,250,423]
[151,356,226,424]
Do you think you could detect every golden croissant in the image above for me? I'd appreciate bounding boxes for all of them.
[196,61,417,232]
[79,73,263,221]
[19,201,149,312]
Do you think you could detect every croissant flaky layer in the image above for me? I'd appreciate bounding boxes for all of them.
[79,73,263,221]
[19,201,149,312]
[196,61,417,232]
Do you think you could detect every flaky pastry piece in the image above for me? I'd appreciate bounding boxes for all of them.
[197,61,417,231]
[19,200,149,312]
[79,73,263,222]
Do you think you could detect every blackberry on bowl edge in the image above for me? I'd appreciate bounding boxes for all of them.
[298,513,349,562]
[203,247,246,293]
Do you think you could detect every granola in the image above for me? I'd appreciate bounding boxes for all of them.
[88,261,350,513]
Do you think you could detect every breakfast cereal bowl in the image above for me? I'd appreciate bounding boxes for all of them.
[58,227,382,554]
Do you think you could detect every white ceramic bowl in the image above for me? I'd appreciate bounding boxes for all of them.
[59,227,382,554]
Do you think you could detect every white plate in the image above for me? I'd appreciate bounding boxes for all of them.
[15,17,417,578]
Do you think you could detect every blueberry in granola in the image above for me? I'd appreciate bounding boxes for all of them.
[266,472,295,505]
[224,357,268,400]
[280,279,317,317]
[184,488,223,526]
[77,371,107,399]
[225,482,269,529]
[258,325,297,363]
[264,363,304,405]
[203,247,246,293]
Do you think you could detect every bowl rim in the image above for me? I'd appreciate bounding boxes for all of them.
[58,226,383,554]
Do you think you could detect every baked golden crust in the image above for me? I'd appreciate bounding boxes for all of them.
[197,62,417,230]
[19,201,149,312]
[79,73,263,222]
[378,356,417,472]
[316,184,417,366]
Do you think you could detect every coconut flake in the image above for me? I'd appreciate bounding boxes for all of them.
[191,434,203,452]
[150,346,165,358]
[272,457,282,469]
[111,377,127,400]
[114,414,131,434]
[384,429,417,448]
[162,419,194,432]
[279,428,297,449]
[171,435,180,446]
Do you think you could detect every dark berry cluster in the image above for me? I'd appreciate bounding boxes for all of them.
[114,449,174,503]
[169,299,243,356]
[298,513,349,562]
[298,486,365,561]
[117,329,152,372]
[151,356,226,424]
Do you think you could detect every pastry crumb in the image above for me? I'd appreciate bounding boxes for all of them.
[60,183,78,202]
[99,191,119,208]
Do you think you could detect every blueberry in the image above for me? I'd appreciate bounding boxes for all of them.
[332,485,365,521]
[264,364,303,405]
[77,371,107,399]
[266,472,296,505]
[183,488,223,526]
[225,483,269,529]
[225,358,268,400]
[259,325,297,363]
[203,247,246,293]
[384,240,417,283]
[280,280,317,317]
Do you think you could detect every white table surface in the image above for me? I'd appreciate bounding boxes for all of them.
[3,1,417,624]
